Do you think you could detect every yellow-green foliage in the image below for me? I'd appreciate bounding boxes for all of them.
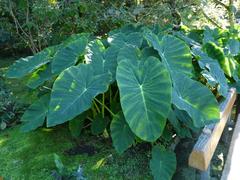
[203,42,231,77]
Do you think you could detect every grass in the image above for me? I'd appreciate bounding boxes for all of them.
[0,125,151,179]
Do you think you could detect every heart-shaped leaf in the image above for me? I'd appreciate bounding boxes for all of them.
[203,42,231,77]
[145,33,193,77]
[47,64,111,127]
[150,145,176,180]
[172,73,220,128]
[116,56,172,142]
[85,40,118,79]
[6,50,50,78]
[27,63,54,89]
[52,36,88,74]
[21,94,50,132]
[91,114,109,135]
[110,112,135,154]
[192,48,228,97]
[69,111,88,137]
[108,32,143,48]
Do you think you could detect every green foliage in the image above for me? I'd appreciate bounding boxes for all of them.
[52,35,88,74]
[0,71,24,130]
[150,145,176,180]
[68,112,87,138]
[6,50,50,78]
[172,73,219,128]
[116,56,172,142]
[7,23,240,179]
[21,94,50,132]
[110,112,135,154]
[47,65,111,127]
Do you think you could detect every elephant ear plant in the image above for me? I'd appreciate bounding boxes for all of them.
[6,25,224,179]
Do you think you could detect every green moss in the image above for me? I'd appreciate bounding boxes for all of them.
[0,125,151,179]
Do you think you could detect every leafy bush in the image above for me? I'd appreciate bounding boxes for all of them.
[7,23,240,179]
[1,0,223,54]
[0,72,24,130]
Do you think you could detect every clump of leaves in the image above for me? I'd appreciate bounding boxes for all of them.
[6,24,240,179]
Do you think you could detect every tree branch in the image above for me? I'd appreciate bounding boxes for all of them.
[201,9,222,29]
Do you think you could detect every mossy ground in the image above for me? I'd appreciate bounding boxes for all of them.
[0,125,151,180]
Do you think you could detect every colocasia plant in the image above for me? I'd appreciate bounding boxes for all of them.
[6,24,240,179]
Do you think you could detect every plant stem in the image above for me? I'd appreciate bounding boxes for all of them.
[109,86,112,106]
[93,100,100,113]
[113,89,119,101]
[87,116,93,121]
[201,9,222,29]
[91,106,97,117]
[102,93,105,118]
[94,98,115,117]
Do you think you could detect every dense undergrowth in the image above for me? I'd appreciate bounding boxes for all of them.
[4,22,240,179]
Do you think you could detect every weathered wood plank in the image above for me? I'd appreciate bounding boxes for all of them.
[221,114,240,180]
[188,88,236,171]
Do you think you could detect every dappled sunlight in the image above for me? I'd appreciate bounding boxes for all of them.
[91,157,107,170]
[48,0,57,6]
[41,128,54,132]
[0,137,7,147]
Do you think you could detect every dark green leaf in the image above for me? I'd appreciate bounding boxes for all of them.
[145,33,193,77]
[52,36,88,74]
[47,64,111,127]
[21,94,50,132]
[150,146,176,180]
[6,50,50,78]
[27,64,54,89]
[116,56,172,142]
[69,112,88,137]
[110,112,135,154]
[91,114,109,135]
[172,73,220,128]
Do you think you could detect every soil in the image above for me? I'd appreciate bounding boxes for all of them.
[64,144,98,156]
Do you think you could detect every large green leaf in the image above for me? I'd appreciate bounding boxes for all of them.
[110,112,135,154]
[192,48,228,97]
[85,40,118,79]
[47,64,111,127]
[145,33,193,77]
[116,57,172,142]
[6,50,50,78]
[150,145,176,180]
[51,36,88,74]
[27,63,54,89]
[69,111,88,137]
[108,32,143,48]
[117,46,140,63]
[203,42,231,77]
[228,39,240,56]
[91,114,109,135]
[203,27,220,44]
[21,94,50,132]
[172,73,220,128]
